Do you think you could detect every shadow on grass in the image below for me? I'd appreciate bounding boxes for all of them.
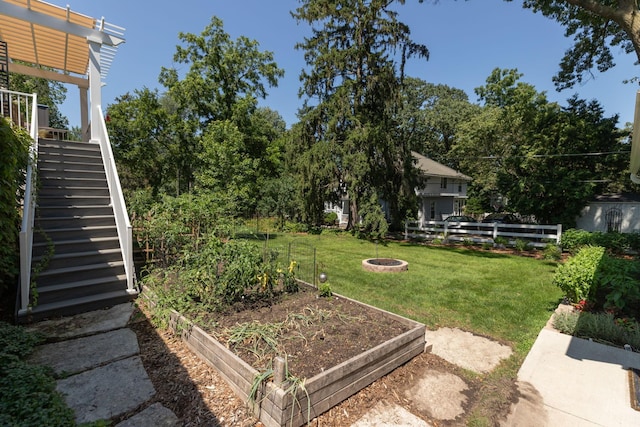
[397,242,513,259]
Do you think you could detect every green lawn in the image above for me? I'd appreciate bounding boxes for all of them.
[266,231,562,360]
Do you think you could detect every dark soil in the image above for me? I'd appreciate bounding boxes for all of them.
[196,284,411,379]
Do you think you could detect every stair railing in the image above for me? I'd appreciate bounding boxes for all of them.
[95,105,136,294]
[4,89,40,316]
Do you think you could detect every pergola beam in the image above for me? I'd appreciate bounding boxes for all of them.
[0,0,124,47]
[8,61,88,88]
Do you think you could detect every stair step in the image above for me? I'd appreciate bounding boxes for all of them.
[38,274,128,295]
[36,261,126,287]
[21,289,136,322]
[33,226,118,243]
[39,168,107,180]
[38,139,101,152]
[39,176,107,185]
[39,186,109,197]
[32,236,120,257]
[36,205,114,218]
[38,162,106,173]
[35,215,116,229]
[37,195,111,207]
[34,248,123,271]
[36,274,128,305]
[38,260,124,276]
[38,153,102,165]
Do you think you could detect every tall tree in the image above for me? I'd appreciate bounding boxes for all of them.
[158,16,284,130]
[397,77,478,168]
[292,0,429,232]
[507,0,640,89]
[194,101,287,215]
[454,68,624,227]
[106,88,175,196]
[157,17,284,194]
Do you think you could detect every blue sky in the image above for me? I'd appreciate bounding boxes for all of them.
[60,0,639,129]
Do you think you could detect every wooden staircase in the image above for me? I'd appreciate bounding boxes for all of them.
[24,138,136,320]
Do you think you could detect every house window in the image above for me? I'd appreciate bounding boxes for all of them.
[440,178,447,189]
[341,199,350,215]
[429,201,435,220]
[458,183,462,192]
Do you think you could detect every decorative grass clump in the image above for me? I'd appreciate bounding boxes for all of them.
[553,311,640,350]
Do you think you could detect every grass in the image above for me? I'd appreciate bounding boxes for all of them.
[270,232,561,353]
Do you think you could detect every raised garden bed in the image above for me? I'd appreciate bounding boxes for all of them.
[167,286,426,427]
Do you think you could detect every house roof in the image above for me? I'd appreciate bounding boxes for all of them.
[591,193,640,203]
[412,151,471,181]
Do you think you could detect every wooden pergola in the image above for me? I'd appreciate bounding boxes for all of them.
[0,0,124,140]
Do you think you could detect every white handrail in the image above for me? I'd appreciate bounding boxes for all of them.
[9,90,38,315]
[95,104,136,293]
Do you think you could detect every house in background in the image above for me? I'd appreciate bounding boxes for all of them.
[325,152,472,227]
[576,193,640,233]
[412,152,472,224]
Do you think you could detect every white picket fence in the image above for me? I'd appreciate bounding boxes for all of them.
[404,220,562,248]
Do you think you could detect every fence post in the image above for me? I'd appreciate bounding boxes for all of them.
[404,221,408,240]
[556,224,562,245]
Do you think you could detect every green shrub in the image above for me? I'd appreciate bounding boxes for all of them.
[323,211,338,226]
[595,256,640,316]
[135,193,234,267]
[553,245,605,303]
[553,245,640,318]
[560,228,593,253]
[283,221,308,233]
[145,237,302,323]
[514,239,532,252]
[494,236,508,247]
[0,322,75,426]
[0,118,31,293]
[318,282,333,298]
[561,229,640,255]
[542,243,562,261]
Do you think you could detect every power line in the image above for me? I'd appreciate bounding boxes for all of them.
[470,150,630,160]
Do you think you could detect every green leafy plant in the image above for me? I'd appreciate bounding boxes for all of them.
[318,282,333,298]
[595,256,640,316]
[561,228,640,255]
[493,236,508,247]
[514,239,532,252]
[542,243,562,261]
[323,211,338,226]
[0,322,75,426]
[0,118,31,293]
[552,245,605,303]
